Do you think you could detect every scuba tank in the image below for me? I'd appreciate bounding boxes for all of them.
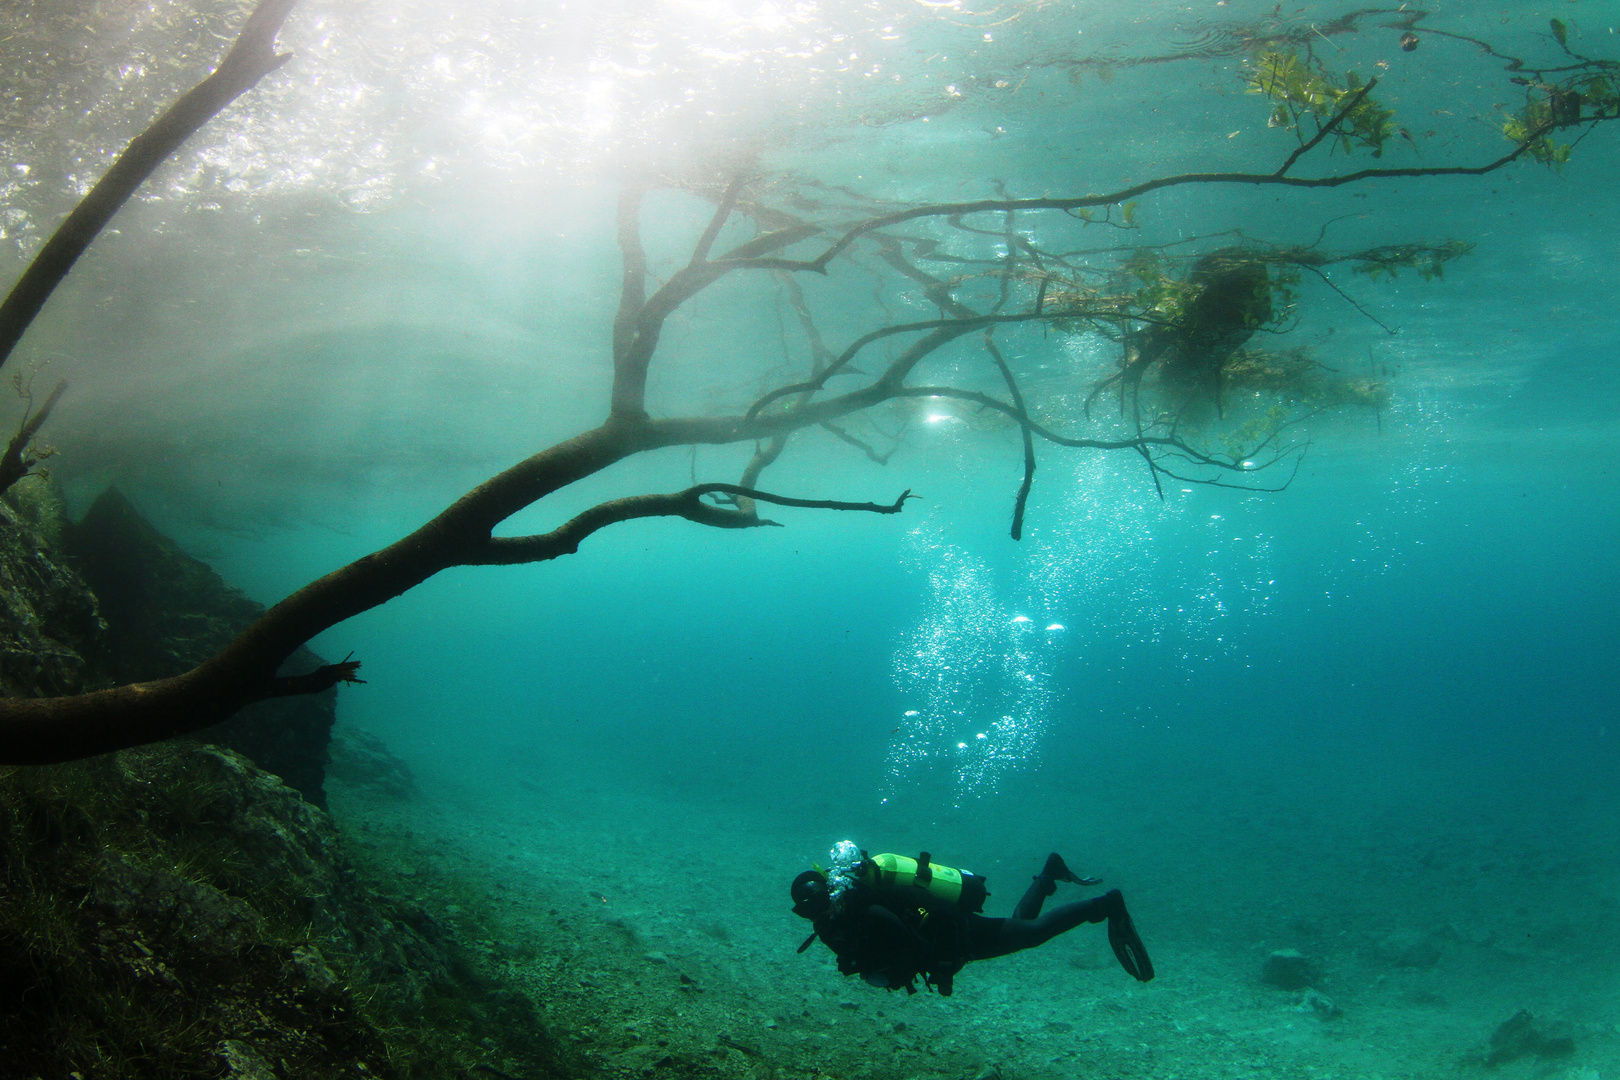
[861,850,989,913]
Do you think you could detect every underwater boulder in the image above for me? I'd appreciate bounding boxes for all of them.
[0,741,561,1077]
[1261,949,1321,990]
[327,725,417,798]
[218,1039,279,1080]
[1483,1010,1575,1066]
[64,487,337,805]
[92,849,267,954]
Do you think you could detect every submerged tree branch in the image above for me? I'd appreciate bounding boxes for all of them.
[0,378,66,495]
[0,404,914,763]
[1274,78,1380,176]
[783,129,1562,273]
[983,334,1037,540]
[821,420,898,465]
[0,9,1607,767]
[466,483,910,566]
[745,311,1097,420]
[611,180,650,374]
[0,0,300,370]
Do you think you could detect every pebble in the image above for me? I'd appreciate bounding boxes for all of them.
[1296,988,1342,1020]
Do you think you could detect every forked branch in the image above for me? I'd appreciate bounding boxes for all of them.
[466,483,914,566]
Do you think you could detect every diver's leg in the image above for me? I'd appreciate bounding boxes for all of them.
[971,894,1112,960]
[972,890,1155,983]
[1010,868,1056,922]
[1011,853,1093,920]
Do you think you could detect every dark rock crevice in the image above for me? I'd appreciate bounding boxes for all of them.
[60,486,337,805]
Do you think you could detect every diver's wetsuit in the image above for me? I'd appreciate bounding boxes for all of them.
[965,857,1116,961]
[812,878,969,994]
[806,854,1152,995]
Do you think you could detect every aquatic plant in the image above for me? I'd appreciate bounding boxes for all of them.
[0,1,1614,765]
[1043,239,1463,442]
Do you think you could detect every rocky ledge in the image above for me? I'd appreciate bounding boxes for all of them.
[0,480,571,1079]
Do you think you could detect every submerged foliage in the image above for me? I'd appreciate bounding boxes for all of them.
[1008,236,1470,467]
[1246,50,1397,157]
[1503,74,1619,168]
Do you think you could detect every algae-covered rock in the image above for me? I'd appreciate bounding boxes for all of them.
[0,744,387,1077]
[64,487,337,805]
[0,741,569,1080]
[91,850,268,953]
[1295,987,1342,1020]
[0,487,566,1078]
[218,1039,279,1080]
[0,478,106,697]
[63,489,264,681]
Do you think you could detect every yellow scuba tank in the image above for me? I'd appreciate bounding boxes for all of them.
[861,851,989,913]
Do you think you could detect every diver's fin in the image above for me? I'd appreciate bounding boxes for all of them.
[1103,890,1155,982]
[1043,853,1102,888]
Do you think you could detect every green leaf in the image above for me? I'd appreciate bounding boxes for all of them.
[1244,50,1396,156]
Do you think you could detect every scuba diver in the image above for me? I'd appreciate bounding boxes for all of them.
[790,843,1153,997]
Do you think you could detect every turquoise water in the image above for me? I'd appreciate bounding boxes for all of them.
[10,0,1620,1075]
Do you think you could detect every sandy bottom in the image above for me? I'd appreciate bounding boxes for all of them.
[327,730,1620,1080]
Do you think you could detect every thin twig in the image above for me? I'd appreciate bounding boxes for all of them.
[1274,77,1378,176]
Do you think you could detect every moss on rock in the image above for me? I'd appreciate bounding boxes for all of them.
[0,476,106,698]
[0,490,573,1079]
[0,743,575,1079]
